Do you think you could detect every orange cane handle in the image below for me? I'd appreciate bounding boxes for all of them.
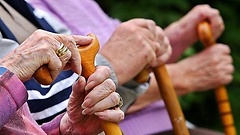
[33,34,122,135]
[198,21,237,135]
[79,34,122,135]
[33,65,52,85]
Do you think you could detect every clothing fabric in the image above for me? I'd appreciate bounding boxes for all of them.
[0,66,62,134]
[28,0,120,48]
[0,0,223,135]
[25,0,150,123]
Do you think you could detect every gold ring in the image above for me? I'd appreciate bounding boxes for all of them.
[56,43,68,57]
[117,94,123,108]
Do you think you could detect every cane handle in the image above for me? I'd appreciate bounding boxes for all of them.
[33,34,122,135]
[198,21,237,135]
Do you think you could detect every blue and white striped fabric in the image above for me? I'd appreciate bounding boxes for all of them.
[1,0,74,124]
[25,70,78,124]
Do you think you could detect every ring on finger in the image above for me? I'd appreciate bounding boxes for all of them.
[56,43,69,57]
[116,94,123,108]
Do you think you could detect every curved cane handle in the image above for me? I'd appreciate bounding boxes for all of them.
[198,21,237,135]
[79,34,122,135]
[33,34,122,135]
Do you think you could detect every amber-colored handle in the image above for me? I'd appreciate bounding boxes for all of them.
[198,21,237,135]
[79,34,122,135]
[33,34,122,135]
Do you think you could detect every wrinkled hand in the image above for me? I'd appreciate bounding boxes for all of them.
[60,66,124,135]
[170,44,234,95]
[165,4,224,62]
[100,18,171,85]
[0,30,92,82]
[127,44,233,113]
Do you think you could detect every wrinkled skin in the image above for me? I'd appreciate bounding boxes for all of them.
[165,4,224,63]
[126,5,233,114]
[60,66,124,135]
[127,44,234,113]
[0,29,91,82]
[100,18,172,86]
[0,30,124,135]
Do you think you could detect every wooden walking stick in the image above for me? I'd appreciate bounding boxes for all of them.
[34,34,122,135]
[152,65,190,135]
[79,34,122,135]
[198,21,237,135]
[134,66,190,134]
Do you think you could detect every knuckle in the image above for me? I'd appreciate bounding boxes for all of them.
[104,79,116,92]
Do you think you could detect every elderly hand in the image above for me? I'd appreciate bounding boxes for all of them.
[60,66,124,135]
[0,30,92,82]
[127,44,233,113]
[100,18,172,85]
[165,4,224,62]
[170,44,234,95]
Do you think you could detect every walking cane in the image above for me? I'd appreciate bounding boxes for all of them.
[152,66,190,135]
[134,60,190,134]
[198,21,237,135]
[33,34,122,135]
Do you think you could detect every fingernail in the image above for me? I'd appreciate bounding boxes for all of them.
[82,108,93,115]
[81,98,91,109]
[85,81,95,91]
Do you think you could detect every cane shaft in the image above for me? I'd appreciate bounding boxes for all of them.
[153,65,190,135]
[198,21,236,135]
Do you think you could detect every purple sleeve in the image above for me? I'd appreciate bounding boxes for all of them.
[0,70,28,128]
[41,113,65,135]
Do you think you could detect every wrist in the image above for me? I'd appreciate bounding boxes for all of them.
[166,63,190,96]
[60,114,74,135]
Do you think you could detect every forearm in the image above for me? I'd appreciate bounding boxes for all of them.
[164,22,196,63]
[166,63,192,96]
[0,70,27,128]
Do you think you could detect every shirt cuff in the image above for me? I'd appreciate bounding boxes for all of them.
[0,66,7,75]
[95,53,118,87]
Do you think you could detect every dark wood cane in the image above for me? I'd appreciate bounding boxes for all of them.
[34,34,122,135]
[198,21,237,135]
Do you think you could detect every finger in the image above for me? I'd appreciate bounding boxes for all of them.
[56,34,92,74]
[85,66,112,91]
[82,92,120,115]
[39,39,65,81]
[150,37,172,66]
[129,19,157,40]
[68,76,86,112]
[156,43,172,65]
[208,9,224,39]
[94,108,124,123]
[82,79,116,109]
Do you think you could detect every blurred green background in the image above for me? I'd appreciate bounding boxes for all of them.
[96,0,240,133]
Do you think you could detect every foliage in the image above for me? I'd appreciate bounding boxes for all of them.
[96,0,240,133]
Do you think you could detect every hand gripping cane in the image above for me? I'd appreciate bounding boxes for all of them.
[33,34,122,135]
[198,21,237,135]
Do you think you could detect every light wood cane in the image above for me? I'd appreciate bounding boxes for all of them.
[134,59,190,134]
[198,21,237,135]
[34,34,122,135]
[153,65,190,135]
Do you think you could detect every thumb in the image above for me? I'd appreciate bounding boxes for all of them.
[67,76,86,112]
